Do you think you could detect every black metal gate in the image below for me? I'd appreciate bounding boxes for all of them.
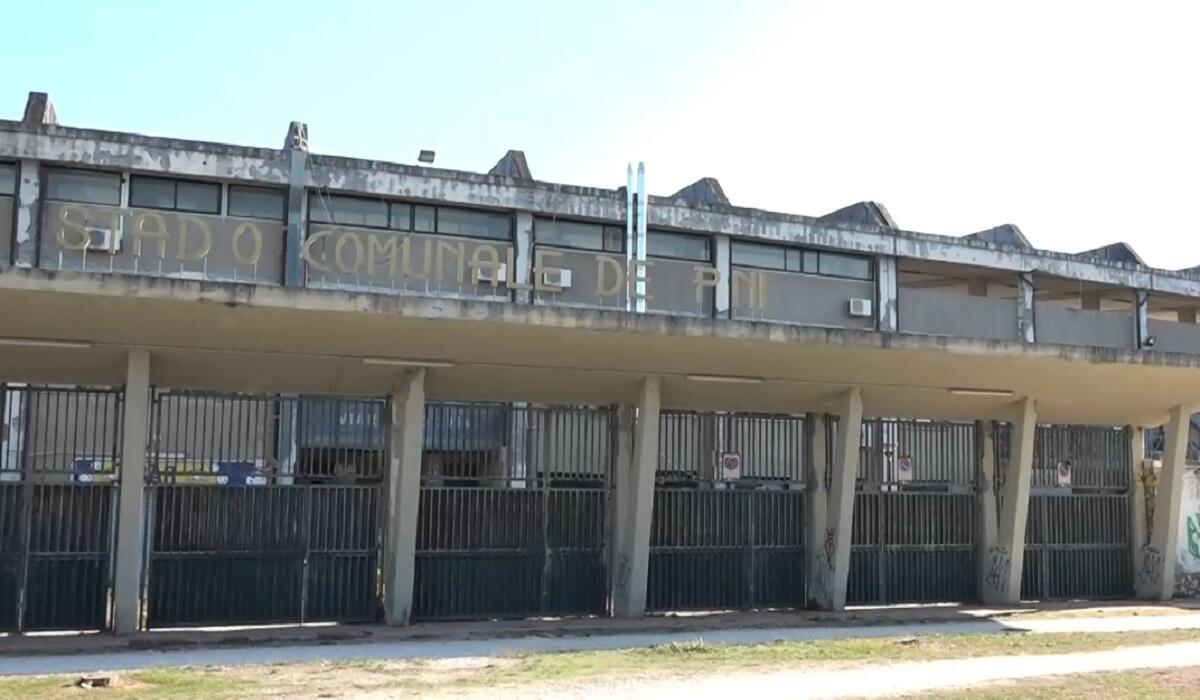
[0,385,122,632]
[997,425,1132,600]
[143,392,386,627]
[413,403,612,620]
[849,419,977,604]
[648,411,807,612]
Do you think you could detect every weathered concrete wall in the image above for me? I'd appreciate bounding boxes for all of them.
[304,226,511,301]
[900,288,1019,342]
[0,196,12,265]
[1036,304,1134,350]
[731,268,874,330]
[40,202,283,284]
[1149,319,1200,355]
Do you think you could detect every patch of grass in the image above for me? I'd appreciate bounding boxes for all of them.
[919,666,1200,699]
[0,667,252,700]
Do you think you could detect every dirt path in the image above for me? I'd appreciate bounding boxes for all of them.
[517,641,1200,699]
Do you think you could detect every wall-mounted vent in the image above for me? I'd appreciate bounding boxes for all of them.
[848,298,873,318]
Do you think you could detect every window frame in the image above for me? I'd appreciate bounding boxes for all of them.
[434,206,513,242]
[0,162,16,197]
[534,217,624,253]
[43,167,122,206]
[228,185,287,221]
[645,229,712,262]
[731,240,874,280]
[307,193,389,229]
[129,175,221,215]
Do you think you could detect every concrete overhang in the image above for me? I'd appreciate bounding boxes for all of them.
[0,269,1196,427]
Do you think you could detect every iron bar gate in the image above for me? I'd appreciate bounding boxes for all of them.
[143,392,386,627]
[0,385,122,632]
[413,403,613,620]
[996,424,1132,600]
[848,419,977,604]
[648,411,807,611]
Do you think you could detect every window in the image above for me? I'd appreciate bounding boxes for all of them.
[818,252,873,280]
[731,242,786,270]
[536,219,623,252]
[414,205,435,232]
[436,208,511,240]
[732,241,872,279]
[229,185,286,220]
[389,202,412,230]
[308,194,387,228]
[45,169,121,206]
[647,230,710,262]
[0,163,15,196]
[129,176,220,214]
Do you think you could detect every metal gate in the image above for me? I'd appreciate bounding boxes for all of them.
[413,403,613,620]
[143,392,386,627]
[997,425,1132,600]
[0,385,122,632]
[849,419,977,604]
[648,411,807,611]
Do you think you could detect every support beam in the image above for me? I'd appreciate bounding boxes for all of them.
[1128,426,1149,584]
[812,387,862,611]
[1017,273,1035,343]
[113,349,150,635]
[714,235,731,318]
[1134,289,1149,348]
[876,257,898,332]
[514,211,534,304]
[1136,404,1190,600]
[384,369,426,625]
[976,420,999,601]
[13,160,40,268]
[805,413,829,605]
[283,121,309,288]
[612,377,660,618]
[981,397,1036,605]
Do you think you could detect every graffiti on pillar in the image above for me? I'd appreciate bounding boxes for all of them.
[614,553,632,606]
[1138,545,1164,588]
[984,546,1011,592]
[1176,469,1200,598]
[813,526,837,603]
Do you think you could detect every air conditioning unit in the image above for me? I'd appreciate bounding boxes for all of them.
[475,263,507,285]
[86,224,122,254]
[847,298,873,317]
[542,268,573,289]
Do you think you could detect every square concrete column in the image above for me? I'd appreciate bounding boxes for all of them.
[1128,426,1149,583]
[384,369,426,625]
[14,160,41,268]
[1136,404,1191,600]
[113,348,151,635]
[514,212,534,304]
[975,420,999,601]
[612,377,660,618]
[714,234,731,318]
[812,387,862,611]
[1017,273,1035,343]
[805,413,828,605]
[876,257,898,332]
[981,397,1036,605]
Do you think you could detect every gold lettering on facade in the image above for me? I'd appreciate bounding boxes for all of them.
[231,223,263,266]
[133,212,169,259]
[469,244,502,287]
[176,215,213,262]
[334,231,365,274]
[596,255,623,297]
[302,229,333,272]
[402,237,433,279]
[732,269,767,310]
[56,204,90,251]
[435,240,466,286]
[505,246,531,290]
[367,233,402,276]
[694,265,721,305]
[533,249,565,291]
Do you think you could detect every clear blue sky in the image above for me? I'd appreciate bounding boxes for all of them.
[5,1,1198,268]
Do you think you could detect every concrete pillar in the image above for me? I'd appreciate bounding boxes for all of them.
[283,121,309,287]
[975,420,999,601]
[612,377,660,618]
[274,396,298,485]
[812,387,862,611]
[610,405,635,600]
[1128,426,1149,583]
[981,397,1036,605]
[113,349,151,635]
[714,234,731,318]
[13,160,41,268]
[805,413,829,604]
[384,369,426,625]
[514,211,534,304]
[1017,273,1035,343]
[1136,404,1190,600]
[1134,290,1149,349]
[876,256,898,332]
